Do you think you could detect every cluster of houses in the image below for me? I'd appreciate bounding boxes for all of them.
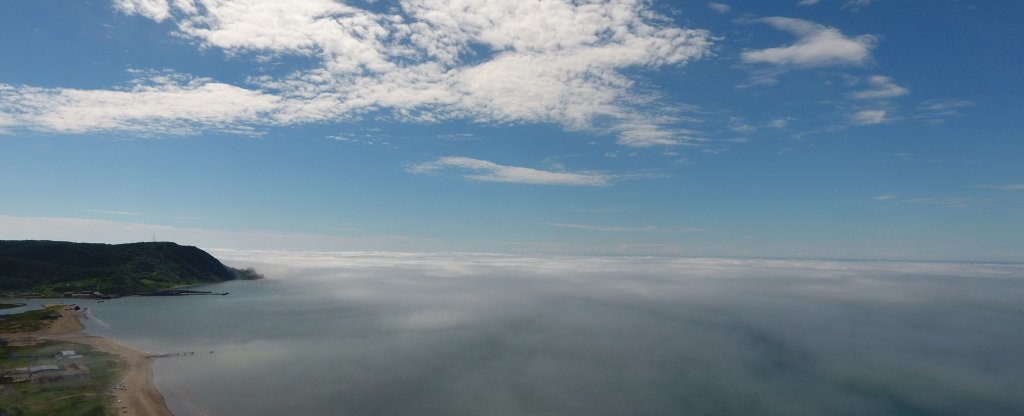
[0,350,92,384]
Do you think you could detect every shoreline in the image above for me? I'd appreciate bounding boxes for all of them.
[2,305,172,416]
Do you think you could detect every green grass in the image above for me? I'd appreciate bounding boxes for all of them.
[0,341,120,416]
[0,307,60,333]
[24,277,188,298]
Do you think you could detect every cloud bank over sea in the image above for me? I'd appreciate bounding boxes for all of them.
[127,250,1024,415]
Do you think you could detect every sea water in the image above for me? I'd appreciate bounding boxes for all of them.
[78,254,1024,416]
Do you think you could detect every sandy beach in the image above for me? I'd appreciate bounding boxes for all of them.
[2,305,172,416]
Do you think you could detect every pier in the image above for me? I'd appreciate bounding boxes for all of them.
[137,289,229,296]
[147,351,205,358]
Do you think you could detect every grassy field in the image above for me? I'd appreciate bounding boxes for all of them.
[0,340,120,416]
[0,307,60,333]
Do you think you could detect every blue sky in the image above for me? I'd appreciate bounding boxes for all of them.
[0,0,1021,261]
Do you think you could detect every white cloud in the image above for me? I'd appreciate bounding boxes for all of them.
[853,75,909,100]
[873,194,897,200]
[852,109,887,125]
[0,112,14,134]
[797,0,820,5]
[843,0,875,10]
[741,17,876,67]
[0,112,15,126]
[4,0,712,146]
[114,0,174,22]
[407,156,612,186]
[707,2,731,13]
[0,73,279,135]
[767,118,789,128]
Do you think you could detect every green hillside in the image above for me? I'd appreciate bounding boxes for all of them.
[0,240,261,296]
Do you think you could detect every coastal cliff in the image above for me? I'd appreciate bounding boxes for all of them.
[0,240,260,296]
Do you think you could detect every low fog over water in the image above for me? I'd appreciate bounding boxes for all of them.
[83,252,1024,415]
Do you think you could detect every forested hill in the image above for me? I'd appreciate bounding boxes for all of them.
[0,240,261,296]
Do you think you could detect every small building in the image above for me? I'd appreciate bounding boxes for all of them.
[28,363,91,384]
[55,350,77,359]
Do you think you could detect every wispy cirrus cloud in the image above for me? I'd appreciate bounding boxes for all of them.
[914,99,973,124]
[407,156,612,186]
[87,209,143,216]
[873,194,971,208]
[574,207,626,214]
[904,197,970,208]
[852,75,909,100]
[1,0,712,148]
[552,223,660,232]
[975,184,1024,191]
[797,0,875,10]
[741,17,876,67]
[842,0,875,11]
